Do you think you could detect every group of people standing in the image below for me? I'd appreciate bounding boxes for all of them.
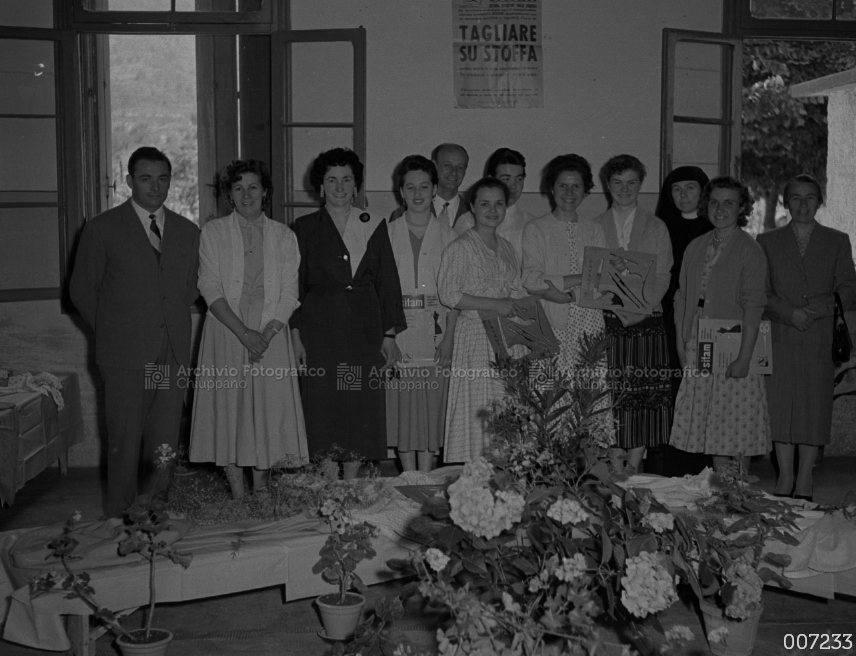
[71,143,855,517]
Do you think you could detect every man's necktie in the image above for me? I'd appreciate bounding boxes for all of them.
[439,202,451,227]
[149,214,162,252]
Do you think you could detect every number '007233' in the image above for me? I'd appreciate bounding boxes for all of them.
[783,634,853,651]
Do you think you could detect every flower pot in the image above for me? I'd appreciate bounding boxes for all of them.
[342,461,361,480]
[116,629,173,656]
[700,600,763,656]
[316,592,366,640]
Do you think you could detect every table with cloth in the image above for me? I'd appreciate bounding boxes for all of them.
[0,372,84,507]
[0,470,439,655]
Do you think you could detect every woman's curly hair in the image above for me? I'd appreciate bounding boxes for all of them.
[699,176,753,227]
[309,147,364,193]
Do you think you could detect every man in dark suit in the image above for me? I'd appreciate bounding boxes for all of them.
[70,146,200,517]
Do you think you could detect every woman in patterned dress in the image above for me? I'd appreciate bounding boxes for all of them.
[521,154,614,443]
[593,155,673,472]
[438,177,529,463]
[670,176,770,472]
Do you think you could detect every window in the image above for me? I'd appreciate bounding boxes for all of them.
[72,0,270,26]
[660,30,742,183]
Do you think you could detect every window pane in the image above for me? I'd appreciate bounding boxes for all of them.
[674,42,723,120]
[0,40,55,116]
[0,208,60,289]
[673,122,720,180]
[838,0,856,19]
[94,0,170,10]
[286,126,354,198]
[0,119,57,193]
[750,0,833,19]
[289,41,354,123]
[0,0,53,28]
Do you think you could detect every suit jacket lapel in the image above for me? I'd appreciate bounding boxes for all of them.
[780,223,806,272]
[802,223,832,269]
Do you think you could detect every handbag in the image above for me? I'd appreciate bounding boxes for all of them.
[832,291,852,365]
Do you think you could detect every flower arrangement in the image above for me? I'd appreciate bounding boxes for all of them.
[313,498,380,605]
[385,338,702,655]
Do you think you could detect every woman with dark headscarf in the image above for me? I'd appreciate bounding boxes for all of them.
[650,167,713,476]
[655,166,712,399]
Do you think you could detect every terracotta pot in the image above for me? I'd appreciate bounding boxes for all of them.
[700,600,763,656]
[116,629,173,656]
[316,592,366,639]
[342,461,361,480]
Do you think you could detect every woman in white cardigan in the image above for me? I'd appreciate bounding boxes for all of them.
[190,159,308,498]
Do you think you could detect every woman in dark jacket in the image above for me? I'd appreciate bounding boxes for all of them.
[290,148,406,462]
[757,174,856,501]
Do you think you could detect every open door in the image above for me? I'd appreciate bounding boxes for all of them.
[271,28,366,224]
[661,29,742,183]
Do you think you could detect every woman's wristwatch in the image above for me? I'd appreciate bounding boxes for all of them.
[383,332,396,339]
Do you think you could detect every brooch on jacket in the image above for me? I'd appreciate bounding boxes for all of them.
[359,213,370,223]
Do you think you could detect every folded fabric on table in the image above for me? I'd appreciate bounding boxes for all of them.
[618,468,716,508]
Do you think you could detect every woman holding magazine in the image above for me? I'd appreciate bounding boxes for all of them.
[669,176,770,472]
[386,155,458,471]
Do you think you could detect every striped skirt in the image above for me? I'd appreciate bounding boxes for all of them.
[605,312,673,449]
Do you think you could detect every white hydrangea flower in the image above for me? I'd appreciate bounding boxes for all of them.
[425,548,450,573]
[546,498,589,525]
[555,553,587,582]
[643,512,674,534]
[620,551,678,618]
[707,627,729,644]
[664,625,694,643]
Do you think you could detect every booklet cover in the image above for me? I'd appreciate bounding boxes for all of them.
[397,294,446,367]
[696,319,773,375]
[578,247,658,315]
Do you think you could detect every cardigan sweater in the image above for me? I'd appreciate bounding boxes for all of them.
[674,228,767,345]
[198,212,300,328]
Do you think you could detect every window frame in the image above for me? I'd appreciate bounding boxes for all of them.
[660,28,743,184]
[270,28,367,224]
[728,0,856,37]
[0,25,80,303]
[71,0,272,27]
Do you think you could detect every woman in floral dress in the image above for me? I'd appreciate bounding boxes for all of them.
[521,154,614,444]
[438,177,529,463]
[670,176,770,471]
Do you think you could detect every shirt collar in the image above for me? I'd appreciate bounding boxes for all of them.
[131,198,164,227]
[434,193,460,218]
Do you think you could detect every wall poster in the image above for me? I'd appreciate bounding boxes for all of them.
[452,0,543,109]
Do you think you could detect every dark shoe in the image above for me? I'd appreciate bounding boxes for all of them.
[772,483,795,498]
[793,493,814,502]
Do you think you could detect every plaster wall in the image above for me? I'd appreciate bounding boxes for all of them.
[826,89,856,454]
[290,0,723,219]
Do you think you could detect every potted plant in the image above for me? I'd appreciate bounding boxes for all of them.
[115,444,193,654]
[313,498,379,640]
[342,450,365,481]
[676,460,800,656]
[30,445,192,656]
